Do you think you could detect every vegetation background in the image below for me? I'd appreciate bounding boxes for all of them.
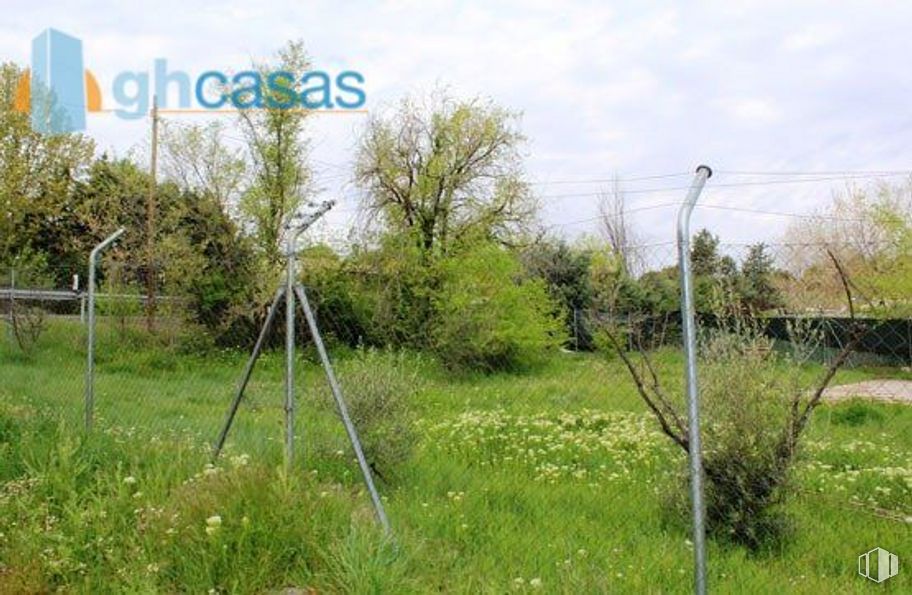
[1,40,910,593]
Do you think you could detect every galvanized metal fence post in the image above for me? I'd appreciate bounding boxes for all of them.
[282,201,335,470]
[285,226,297,470]
[85,228,125,432]
[677,165,712,595]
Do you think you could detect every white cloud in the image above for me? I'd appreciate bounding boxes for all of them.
[3,1,912,244]
[719,98,781,124]
[782,23,842,51]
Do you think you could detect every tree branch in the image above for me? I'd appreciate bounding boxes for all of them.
[604,328,690,452]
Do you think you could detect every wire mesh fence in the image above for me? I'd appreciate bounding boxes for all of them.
[3,238,910,424]
[569,241,910,389]
[0,259,412,479]
[549,239,911,537]
[1,234,909,531]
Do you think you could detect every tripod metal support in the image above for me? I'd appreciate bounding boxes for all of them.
[211,200,390,533]
[212,286,285,460]
[295,284,391,533]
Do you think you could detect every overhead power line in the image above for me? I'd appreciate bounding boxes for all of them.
[533,171,912,202]
[150,118,910,230]
[716,169,912,177]
[694,203,866,222]
[527,172,692,185]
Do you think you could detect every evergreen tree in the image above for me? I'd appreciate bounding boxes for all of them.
[741,242,782,312]
[691,229,720,277]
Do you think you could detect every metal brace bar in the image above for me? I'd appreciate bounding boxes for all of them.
[212,286,286,460]
[295,284,391,535]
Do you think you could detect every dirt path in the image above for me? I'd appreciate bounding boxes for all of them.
[823,380,912,404]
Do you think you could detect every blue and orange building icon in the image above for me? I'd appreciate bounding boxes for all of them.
[14,28,102,133]
[12,28,367,130]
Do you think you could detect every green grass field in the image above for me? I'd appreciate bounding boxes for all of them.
[1,320,910,593]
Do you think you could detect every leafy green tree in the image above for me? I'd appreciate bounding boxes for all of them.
[236,41,313,266]
[867,200,911,314]
[355,92,535,259]
[297,244,373,347]
[349,92,539,350]
[691,228,720,277]
[159,120,247,213]
[65,157,255,335]
[781,182,912,315]
[689,229,744,314]
[587,243,623,316]
[520,239,593,347]
[0,62,94,267]
[718,255,738,281]
[164,190,256,332]
[432,243,565,371]
[637,267,679,315]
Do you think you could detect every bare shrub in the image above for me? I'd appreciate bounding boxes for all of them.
[9,302,46,354]
[606,252,866,549]
[3,262,52,354]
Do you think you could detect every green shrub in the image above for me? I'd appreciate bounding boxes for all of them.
[300,237,438,350]
[353,236,437,349]
[676,328,803,549]
[830,400,885,427]
[613,316,841,551]
[431,243,565,372]
[299,245,374,348]
[332,348,421,483]
[520,239,594,349]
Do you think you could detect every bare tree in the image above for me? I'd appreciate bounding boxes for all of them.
[779,180,912,314]
[598,176,642,276]
[159,120,247,215]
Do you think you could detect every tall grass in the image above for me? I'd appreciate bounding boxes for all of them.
[0,320,909,592]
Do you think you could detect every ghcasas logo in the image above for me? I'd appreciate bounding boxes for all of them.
[13,29,102,133]
[14,28,367,133]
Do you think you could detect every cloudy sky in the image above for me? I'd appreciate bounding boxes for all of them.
[4,0,912,248]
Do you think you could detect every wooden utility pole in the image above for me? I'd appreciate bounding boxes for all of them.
[146,95,158,332]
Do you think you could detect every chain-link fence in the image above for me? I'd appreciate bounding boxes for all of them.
[0,258,398,476]
[3,238,910,429]
[1,235,909,532]
[568,241,911,398]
